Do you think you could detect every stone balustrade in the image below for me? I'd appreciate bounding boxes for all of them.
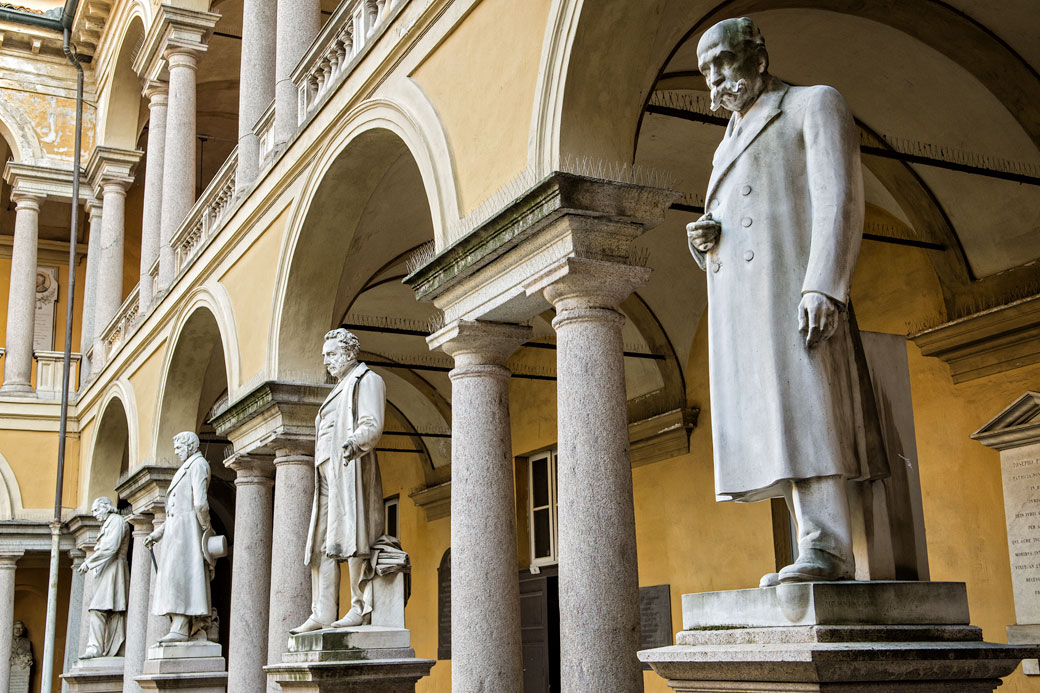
[147,255,160,303]
[292,0,401,125]
[95,284,140,372]
[255,100,277,170]
[172,146,240,276]
[33,350,81,399]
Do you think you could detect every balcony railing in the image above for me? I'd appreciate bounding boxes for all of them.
[96,284,141,370]
[172,146,239,276]
[293,0,401,125]
[255,100,277,170]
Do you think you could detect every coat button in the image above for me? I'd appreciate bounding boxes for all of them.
[709,199,719,211]
[741,217,752,227]
[741,185,752,195]
[711,261,721,273]
[744,250,754,261]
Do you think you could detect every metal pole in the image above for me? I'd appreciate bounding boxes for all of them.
[40,19,83,693]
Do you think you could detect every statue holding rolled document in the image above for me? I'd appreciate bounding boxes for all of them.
[292,328,409,634]
[689,17,882,586]
[78,496,130,658]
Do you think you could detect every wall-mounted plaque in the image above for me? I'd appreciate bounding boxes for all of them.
[33,265,58,352]
[437,548,451,660]
[640,584,673,656]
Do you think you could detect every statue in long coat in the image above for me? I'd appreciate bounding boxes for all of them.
[689,18,880,585]
[293,328,386,633]
[147,431,214,642]
[78,496,129,658]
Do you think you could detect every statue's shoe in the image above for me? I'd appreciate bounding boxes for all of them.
[158,631,189,644]
[777,550,853,584]
[759,572,781,588]
[289,618,329,635]
[81,646,101,659]
[331,609,364,628]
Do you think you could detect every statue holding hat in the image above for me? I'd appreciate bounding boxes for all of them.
[146,431,227,643]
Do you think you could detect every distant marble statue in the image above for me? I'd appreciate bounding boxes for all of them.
[146,431,226,642]
[78,496,130,658]
[292,328,391,633]
[689,18,876,586]
[10,620,32,693]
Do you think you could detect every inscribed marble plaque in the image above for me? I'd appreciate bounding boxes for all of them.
[639,584,672,650]
[437,548,450,660]
[10,665,29,693]
[1001,442,1040,624]
[33,265,58,352]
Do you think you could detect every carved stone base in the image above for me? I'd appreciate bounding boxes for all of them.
[135,641,227,692]
[639,582,1038,691]
[1008,623,1040,675]
[61,656,124,692]
[265,626,434,692]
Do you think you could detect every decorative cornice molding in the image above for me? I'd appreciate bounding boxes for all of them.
[972,391,1040,451]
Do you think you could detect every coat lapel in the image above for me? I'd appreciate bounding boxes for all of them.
[705,79,788,204]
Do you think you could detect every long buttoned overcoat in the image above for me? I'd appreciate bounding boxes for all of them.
[305,362,386,563]
[85,511,130,611]
[152,451,212,616]
[691,77,875,501]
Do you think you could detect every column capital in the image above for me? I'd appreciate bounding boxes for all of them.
[225,452,276,486]
[86,196,103,219]
[142,79,170,105]
[116,464,176,515]
[210,381,330,457]
[273,449,314,467]
[86,146,143,194]
[428,320,532,367]
[127,513,154,535]
[9,189,44,210]
[134,3,220,81]
[526,257,650,313]
[0,551,24,569]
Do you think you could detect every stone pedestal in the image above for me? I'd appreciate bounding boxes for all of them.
[135,641,226,692]
[265,627,434,692]
[62,656,124,692]
[639,581,1038,691]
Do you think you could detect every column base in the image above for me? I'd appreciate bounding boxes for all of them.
[0,382,35,396]
[61,656,124,692]
[265,626,434,692]
[639,581,1039,692]
[136,641,227,692]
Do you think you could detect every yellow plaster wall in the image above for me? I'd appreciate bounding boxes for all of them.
[0,428,79,510]
[1,88,96,161]
[218,207,290,390]
[410,0,553,216]
[125,339,167,466]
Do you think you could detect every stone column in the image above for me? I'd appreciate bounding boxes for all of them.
[538,258,650,693]
[237,0,276,190]
[144,506,167,648]
[157,46,204,294]
[79,200,103,380]
[93,180,131,343]
[1,192,43,394]
[274,0,320,145]
[78,544,98,659]
[122,514,154,693]
[0,551,23,686]
[138,81,168,313]
[61,549,87,686]
[225,454,275,693]
[428,320,531,693]
[266,447,313,684]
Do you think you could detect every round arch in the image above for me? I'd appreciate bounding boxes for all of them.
[0,98,44,164]
[96,11,146,149]
[151,283,240,463]
[0,451,27,520]
[84,379,138,508]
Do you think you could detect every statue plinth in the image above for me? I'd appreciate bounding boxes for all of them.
[61,656,124,692]
[265,626,433,692]
[135,641,227,692]
[639,581,1039,691]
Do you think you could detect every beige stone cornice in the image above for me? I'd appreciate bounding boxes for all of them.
[133,3,220,82]
[115,464,176,514]
[3,161,90,203]
[86,145,143,192]
[0,234,88,265]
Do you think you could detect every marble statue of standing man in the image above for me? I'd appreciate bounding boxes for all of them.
[689,17,872,586]
[78,497,130,658]
[146,432,217,642]
[292,328,386,633]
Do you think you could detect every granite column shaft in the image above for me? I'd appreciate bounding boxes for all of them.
[79,201,103,379]
[138,84,168,313]
[93,181,130,344]
[266,450,313,687]
[274,0,320,145]
[144,507,167,649]
[237,0,276,188]
[226,456,275,693]
[431,321,530,693]
[1,194,43,394]
[122,515,154,693]
[543,261,649,693]
[61,549,87,689]
[0,552,23,686]
[157,48,201,294]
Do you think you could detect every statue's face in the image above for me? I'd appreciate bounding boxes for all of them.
[92,504,108,521]
[697,24,766,115]
[12,622,24,637]
[173,440,190,462]
[323,340,354,380]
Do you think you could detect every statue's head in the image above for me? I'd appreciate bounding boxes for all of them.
[322,328,360,381]
[697,17,769,115]
[12,620,25,637]
[91,496,116,521]
[173,431,200,462]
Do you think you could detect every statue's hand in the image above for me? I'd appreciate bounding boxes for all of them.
[342,439,359,460]
[144,532,158,548]
[76,563,88,575]
[687,214,721,253]
[798,292,841,348]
